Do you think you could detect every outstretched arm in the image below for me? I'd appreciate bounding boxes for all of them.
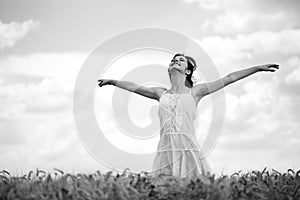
[194,64,279,97]
[98,79,165,101]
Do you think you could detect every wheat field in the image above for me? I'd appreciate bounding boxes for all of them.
[0,168,299,200]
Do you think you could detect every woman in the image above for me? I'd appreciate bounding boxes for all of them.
[98,53,279,179]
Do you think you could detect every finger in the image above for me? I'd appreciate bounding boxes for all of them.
[263,68,273,72]
[98,79,102,82]
[270,65,279,69]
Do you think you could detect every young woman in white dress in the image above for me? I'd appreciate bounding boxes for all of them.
[98,53,279,179]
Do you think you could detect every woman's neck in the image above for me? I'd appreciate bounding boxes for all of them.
[169,71,189,92]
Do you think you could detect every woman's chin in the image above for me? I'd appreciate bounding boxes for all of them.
[169,67,182,73]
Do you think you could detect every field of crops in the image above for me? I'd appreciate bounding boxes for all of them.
[0,168,299,200]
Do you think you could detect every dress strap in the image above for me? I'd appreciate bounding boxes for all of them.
[162,89,168,95]
[159,89,168,99]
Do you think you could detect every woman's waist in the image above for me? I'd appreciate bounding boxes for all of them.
[160,130,191,133]
[159,130,196,137]
[160,124,195,133]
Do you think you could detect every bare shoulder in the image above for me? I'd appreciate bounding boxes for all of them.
[191,84,207,106]
[152,87,167,101]
[192,83,208,97]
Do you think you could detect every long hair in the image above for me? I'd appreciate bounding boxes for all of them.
[172,53,197,88]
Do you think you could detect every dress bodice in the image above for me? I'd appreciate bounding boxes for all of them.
[158,89,197,136]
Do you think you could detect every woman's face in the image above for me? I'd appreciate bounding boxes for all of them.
[168,55,188,74]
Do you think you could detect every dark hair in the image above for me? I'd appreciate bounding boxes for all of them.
[172,53,197,88]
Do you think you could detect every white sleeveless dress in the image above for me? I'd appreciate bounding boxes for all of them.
[151,88,212,179]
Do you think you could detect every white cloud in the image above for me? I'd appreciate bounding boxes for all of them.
[185,0,300,35]
[208,76,300,174]
[0,52,112,174]
[200,10,300,35]
[183,0,237,10]
[224,79,282,136]
[198,29,300,71]
[285,57,300,85]
[0,19,40,50]
[201,11,251,35]
[0,52,87,90]
[202,11,298,35]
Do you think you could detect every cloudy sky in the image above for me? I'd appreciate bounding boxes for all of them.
[0,0,299,176]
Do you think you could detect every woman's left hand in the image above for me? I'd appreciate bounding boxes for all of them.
[257,64,279,72]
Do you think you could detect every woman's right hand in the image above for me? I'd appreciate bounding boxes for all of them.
[98,79,110,87]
